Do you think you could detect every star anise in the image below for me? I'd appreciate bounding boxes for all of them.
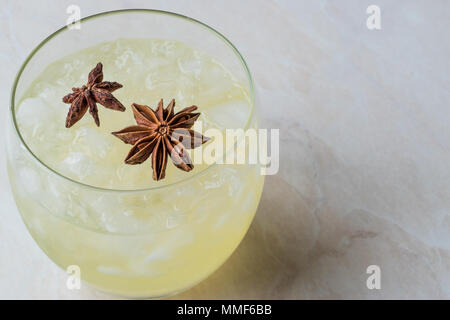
[62,62,125,128]
[112,99,210,181]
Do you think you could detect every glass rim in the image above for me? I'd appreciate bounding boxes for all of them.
[10,8,255,194]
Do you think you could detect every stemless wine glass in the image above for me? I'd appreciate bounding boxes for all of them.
[6,10,263,298]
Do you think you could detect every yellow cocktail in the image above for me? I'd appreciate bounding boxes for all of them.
[7,11,263,298]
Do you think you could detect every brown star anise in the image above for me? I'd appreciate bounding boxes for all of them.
[62,62,125,128]
[112,99,210,181]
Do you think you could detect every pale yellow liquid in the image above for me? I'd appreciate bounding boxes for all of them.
[8,39,264,297]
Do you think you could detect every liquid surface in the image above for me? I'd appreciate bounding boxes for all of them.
[16,38,252,189]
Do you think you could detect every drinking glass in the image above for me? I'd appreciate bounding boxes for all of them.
[6,9,263,298]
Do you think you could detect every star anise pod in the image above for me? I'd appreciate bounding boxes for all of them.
[62,62,125,128]
[112,99,210,181]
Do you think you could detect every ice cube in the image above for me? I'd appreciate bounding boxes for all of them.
[152,40,177,57]
[16,98,53,133]
[145,72,157,90]
[219,167,244,197]
[18,167,43,195]
[214,213,230,229]
[143,247,172,263]
[61,152,95,179]
[203,100,251,129]
[97,265,124,276]
[203,174,223,190]
[200,63,234,97]
[40,177,69,216]
[85,194,156,233]
[165,212,187,229]
[147,56,171,69]
[86,195,124,232]
[115,49,142,69]
[177,57,202,78]
[75,127,112,158]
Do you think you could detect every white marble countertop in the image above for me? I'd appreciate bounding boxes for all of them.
[1,0,449,299]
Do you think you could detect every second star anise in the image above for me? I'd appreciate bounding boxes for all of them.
[62,62,125,128]
[112,99,210,181]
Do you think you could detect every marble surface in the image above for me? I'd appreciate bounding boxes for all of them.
[1,0,449,299]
